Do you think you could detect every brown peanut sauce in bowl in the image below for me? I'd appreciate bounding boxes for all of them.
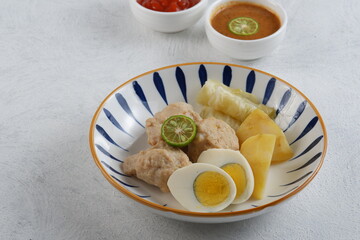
[211,2,281,40]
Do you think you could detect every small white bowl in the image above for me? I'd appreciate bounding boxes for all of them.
[129,0,208,33]
[205,0,288,60]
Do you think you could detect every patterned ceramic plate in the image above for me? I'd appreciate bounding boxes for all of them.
[89,62,327,223]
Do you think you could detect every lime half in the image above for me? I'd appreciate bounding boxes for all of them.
[228,17,259,36]
[161,115,197,147]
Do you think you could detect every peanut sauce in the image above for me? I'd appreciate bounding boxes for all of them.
[211,2,281,40]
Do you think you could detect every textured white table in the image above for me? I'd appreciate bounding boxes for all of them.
[1,0,359,239]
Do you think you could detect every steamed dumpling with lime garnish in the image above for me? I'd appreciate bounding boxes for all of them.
[122,141,192,192]
[146,102,202,146]
[167,163,236,212]
[187,117,239,162]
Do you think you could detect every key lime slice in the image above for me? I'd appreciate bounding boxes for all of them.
[228,17,259,36]
[161,115,197,147]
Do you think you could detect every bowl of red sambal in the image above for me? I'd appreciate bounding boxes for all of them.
[205,0,288,60]
[130,0,208,32]
[137,0,201,12]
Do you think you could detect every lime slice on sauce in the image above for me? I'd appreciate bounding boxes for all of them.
[161,115,197,147]
[228,17,259,36]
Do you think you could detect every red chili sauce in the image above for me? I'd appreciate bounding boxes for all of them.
[137,0,200,12]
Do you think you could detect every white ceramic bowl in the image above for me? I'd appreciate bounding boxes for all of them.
[89,63,327,223]
[205,0,288,60]
[129,0,208,33]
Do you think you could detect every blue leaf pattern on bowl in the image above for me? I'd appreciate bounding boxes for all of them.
[96,125,128,152]
[115,93,145,128]
[223,65,232,86]
[175,67,187,102]
[291,135,323,161]
[96,144,123,163]
[276,89,292,116]
[133,81,154,116]
[268,186,298,198]
[290,116,318,145]
[153,72,168,105]
[198,64,207,87]
[101,160,130,177]
[103,108,133,138]
[262,78,276,105]
[246,70,255,93]
[280,171,313,186]
[284,100,307,132]
[112,175,138,188]
[287,152,322,173]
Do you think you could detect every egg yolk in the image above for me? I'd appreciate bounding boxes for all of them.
[221,163,247,199]
[193,171,230,206]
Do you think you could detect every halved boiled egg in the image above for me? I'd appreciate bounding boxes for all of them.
[167,163,236,213]
[197,149,254,204]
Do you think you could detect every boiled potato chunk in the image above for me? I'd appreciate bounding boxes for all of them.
[240,134,276,200]
[197,79,275,122]
[236,109,294,163]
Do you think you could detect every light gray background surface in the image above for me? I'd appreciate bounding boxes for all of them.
[1,0,359,239]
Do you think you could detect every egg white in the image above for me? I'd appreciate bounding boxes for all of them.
[167,163,236,213]
[197,149,254,204]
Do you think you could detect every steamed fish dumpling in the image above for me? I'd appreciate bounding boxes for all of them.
[145,102,202,146]
[122,141,192,192]
[187,117,239,162]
